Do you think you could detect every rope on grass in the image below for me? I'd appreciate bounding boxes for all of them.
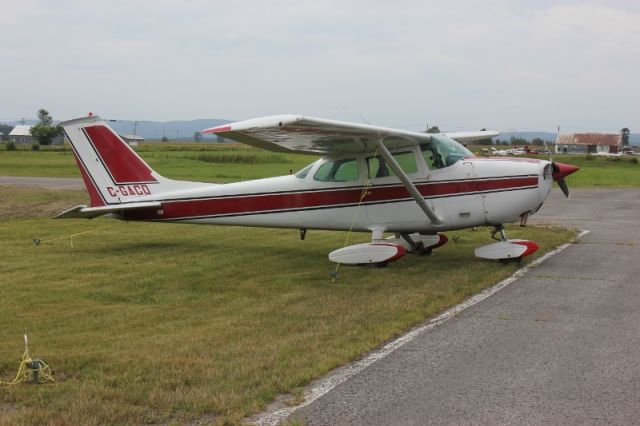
[0,335,54,386]
[33,227,104,248]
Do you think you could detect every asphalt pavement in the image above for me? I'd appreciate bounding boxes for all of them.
[286,188,640,425]
[0,176,84,190]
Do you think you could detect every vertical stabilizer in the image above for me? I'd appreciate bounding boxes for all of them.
[62,115,207,207]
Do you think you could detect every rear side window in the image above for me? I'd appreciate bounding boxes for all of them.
[366,151,417,179]
[295,164,313,179]
[314,158,359,182]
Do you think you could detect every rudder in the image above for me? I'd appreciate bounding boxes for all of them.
[62,115,195,207]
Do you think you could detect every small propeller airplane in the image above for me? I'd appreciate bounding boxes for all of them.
[490,146,526,156]
[57,114,578,266]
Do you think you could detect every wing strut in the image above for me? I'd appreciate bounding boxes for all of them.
[376,139,443,225]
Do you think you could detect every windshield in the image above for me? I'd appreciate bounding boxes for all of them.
[421,135,474,169]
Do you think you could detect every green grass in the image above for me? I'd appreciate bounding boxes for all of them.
[0,187,577,425]
[2,143,638,186]
[549,154,640,187]
[0,143,311,183]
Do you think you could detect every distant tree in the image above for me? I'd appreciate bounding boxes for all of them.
[0,124,13,140]
[531,137,546,147]
[29,109,62,145]
[161,136,169,142]
[194,131,202,142]
[621,128,630,146]
[425,125,440,133]
[509,136,527,146]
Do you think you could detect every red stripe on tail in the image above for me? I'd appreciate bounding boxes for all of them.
[84,125,157,184]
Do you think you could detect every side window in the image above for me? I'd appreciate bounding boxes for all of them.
[366,152,418,179]
[393,152,418,174]
[295,164,313,179]
[314,158,359,182]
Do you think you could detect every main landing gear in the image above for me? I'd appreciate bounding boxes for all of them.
[387,232,449,255]
[474,224,539,263]
[328,230,449,266]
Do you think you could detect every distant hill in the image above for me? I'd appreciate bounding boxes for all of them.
[0,118,232,141]
[494,131,640,146]
[493,131,557,144]
[105,119,232,140]
[1,118,638,144]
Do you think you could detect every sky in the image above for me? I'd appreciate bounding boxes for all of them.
[1,0,639,132]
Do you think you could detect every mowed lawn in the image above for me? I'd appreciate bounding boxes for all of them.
[0,185,577,424]
[1,142,638,186]
[0,144,311,183]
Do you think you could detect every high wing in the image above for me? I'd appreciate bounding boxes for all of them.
[202,115,498,155]
[444,130,500,143]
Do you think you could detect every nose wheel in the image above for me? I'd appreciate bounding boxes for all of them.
[475,225,539,262]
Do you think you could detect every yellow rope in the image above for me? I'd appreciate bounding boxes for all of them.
[332,148,379,281]
[0,348,55,386]
[34,227,104,248]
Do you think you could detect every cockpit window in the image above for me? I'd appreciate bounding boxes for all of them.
[313,158,359,182]
[421,135,473,170]
[295,164,313,179]
[366,151,417,179]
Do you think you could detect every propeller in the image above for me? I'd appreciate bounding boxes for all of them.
[543,135,579,198]
[552,162,579,197]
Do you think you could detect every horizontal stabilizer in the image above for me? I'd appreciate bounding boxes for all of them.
[55,201,162,219]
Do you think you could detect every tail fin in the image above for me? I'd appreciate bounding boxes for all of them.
[62,115,206,209]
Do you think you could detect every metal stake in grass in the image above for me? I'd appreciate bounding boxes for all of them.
[0,334,55,386]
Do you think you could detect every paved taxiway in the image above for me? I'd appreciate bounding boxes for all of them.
[290,189,640,425]
[0,176,84,190]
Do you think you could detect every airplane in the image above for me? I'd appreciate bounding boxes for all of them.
[56,114,578,266]
[490,147,526,156]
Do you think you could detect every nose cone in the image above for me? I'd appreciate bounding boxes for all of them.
[552,162,579,180]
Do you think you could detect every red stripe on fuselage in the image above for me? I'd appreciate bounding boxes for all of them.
[123,176,538,221]
[84,125,158,184]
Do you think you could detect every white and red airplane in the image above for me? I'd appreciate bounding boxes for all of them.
[57,114,578,265]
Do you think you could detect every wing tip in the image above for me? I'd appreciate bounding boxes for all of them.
[202,125,232,134]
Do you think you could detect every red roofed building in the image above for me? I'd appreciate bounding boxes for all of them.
[555,133,622,155]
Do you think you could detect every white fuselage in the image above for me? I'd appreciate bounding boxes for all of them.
[121,152,553,234]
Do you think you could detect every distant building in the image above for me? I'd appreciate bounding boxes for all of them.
[121,134,144,147]
[9,125,34,143]
[8,124,64,144]
[555,133,622,155]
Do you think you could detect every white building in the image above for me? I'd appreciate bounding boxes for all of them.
[8,125,34,143]
[555,133,622,155]
[121,134,144,147]
[8,124,64,144]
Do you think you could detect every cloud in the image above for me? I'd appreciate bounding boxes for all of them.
[1,0,638,131]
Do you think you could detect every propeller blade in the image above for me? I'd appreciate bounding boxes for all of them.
[551,162,579,198]
[557,176,570,197]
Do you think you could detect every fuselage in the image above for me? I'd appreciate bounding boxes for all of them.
[120,149,553,234]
